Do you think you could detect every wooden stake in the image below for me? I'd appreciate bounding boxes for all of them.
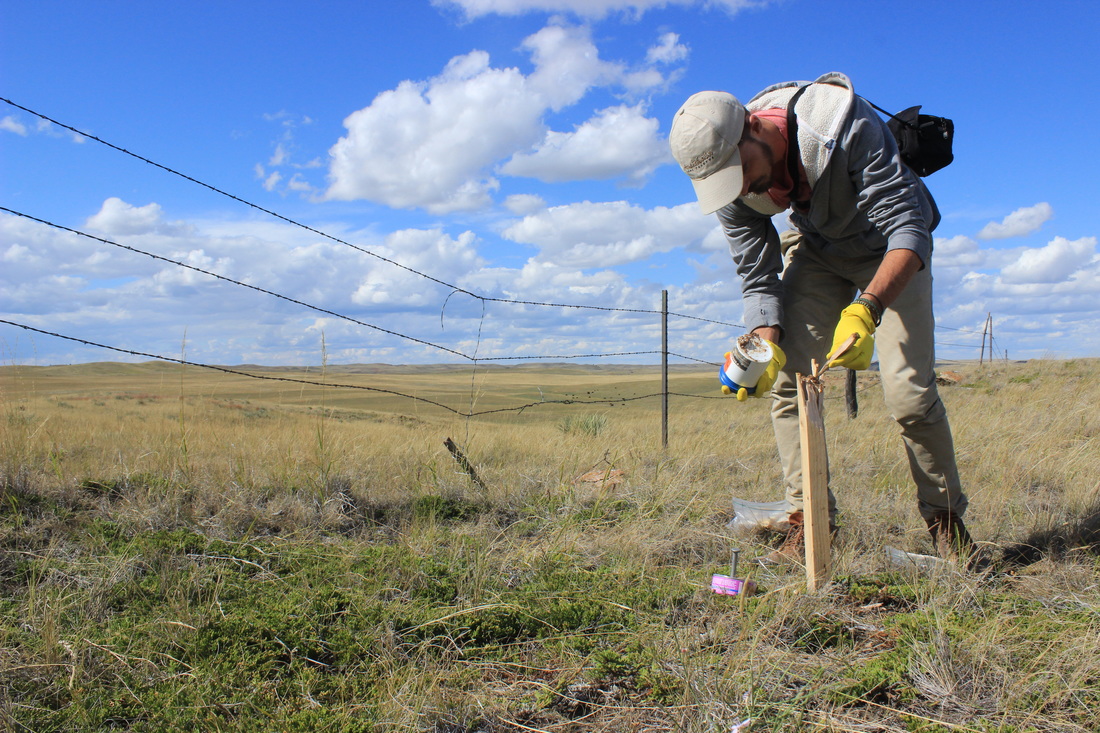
[444,437,488,492]
[798,368,832,592]
[788,333,858,590]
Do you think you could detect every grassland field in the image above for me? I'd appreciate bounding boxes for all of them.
[1,358,1098,732]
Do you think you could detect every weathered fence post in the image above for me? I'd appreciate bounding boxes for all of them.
[661,289,668,450]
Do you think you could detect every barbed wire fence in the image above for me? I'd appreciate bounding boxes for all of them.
[0,96,1005,448]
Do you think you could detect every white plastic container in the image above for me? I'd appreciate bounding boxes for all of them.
[723,333,774,392]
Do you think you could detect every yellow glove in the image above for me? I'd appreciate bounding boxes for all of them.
[828,302,876,370]
[750,340,786,400]
[720,340,786,401]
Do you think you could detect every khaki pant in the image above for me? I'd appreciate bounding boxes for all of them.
[771,234,968,522]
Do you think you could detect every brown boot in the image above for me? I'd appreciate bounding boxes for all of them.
[925,511,974,562]
[758,511,805,566]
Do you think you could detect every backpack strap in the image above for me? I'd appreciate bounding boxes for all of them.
[862,97,916,130]
[785,84,811,205]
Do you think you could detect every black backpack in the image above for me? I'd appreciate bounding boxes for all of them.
[865,100,954,177]
[785,85,955,184]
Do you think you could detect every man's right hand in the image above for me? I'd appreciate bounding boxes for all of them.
[828,303,876,370]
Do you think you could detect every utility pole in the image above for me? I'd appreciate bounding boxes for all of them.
[980,312,991,365]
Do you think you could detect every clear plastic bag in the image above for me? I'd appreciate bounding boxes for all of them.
[727,497,789,534]
[883,545,947,571]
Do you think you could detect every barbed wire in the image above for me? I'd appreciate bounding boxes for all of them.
[14,98,998,343]
[0,206,706,365]
[472,351,662,361]
[0,312,1015,423]
[0,200,997,374]
[935,323,985,335]
[0,318,465,413]
[936,340,983,349]
[0,98,473,297]
[668,351,721,367]
[0,97,1011,381]
[0,318,738,416]
[0,96,738,328]
[667,313,744,328]
[0,206,472,360]
[989,335,1010,361]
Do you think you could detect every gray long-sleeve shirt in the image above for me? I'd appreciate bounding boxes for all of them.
[716,72,940,333]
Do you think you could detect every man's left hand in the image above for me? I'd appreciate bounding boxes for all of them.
[750,340,785,400]
[720,340,786,401]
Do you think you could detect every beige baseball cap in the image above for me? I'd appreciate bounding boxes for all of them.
[669,91,747,214]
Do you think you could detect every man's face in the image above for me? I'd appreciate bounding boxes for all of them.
[739,134,776,197]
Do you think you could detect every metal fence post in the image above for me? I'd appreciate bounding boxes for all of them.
[661,290,669,449]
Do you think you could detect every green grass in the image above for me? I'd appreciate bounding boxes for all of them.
[1,359,1099,731]
[558,412,609,437]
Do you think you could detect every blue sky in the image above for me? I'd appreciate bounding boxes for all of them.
[2,0,1098,367]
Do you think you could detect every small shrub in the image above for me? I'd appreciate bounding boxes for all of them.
[412,494,481,522]
[558,413,607,437]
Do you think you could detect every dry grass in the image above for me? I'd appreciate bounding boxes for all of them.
[1,358,1098,731]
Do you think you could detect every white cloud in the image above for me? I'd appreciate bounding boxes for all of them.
[269,143,289,167]
[500,104,669,184]
[262,171,283,192]
[1,115,28,136]
[646,32,689,64]
[511,258,626,295]
[352,228,486,307]
[85,198,167,236]
[977,202,1053,240]
[286,174,314,193]
[255,113,324,197]
[325,50,542,213]
[522,24,623,109]
[2,243,32,263]
[502,200,714,268]
[324,23,682,213]
[433,0,762,20]
[621,68,671,95]
[927,232,1100,359]
[933,235,985,268]
[1000,236,1096,284]
[504,194,547,215]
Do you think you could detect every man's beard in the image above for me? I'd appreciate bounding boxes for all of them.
[747,174,772,195]
[744,138,777,195]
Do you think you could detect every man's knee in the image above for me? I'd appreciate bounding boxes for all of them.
[889,390,948,431]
